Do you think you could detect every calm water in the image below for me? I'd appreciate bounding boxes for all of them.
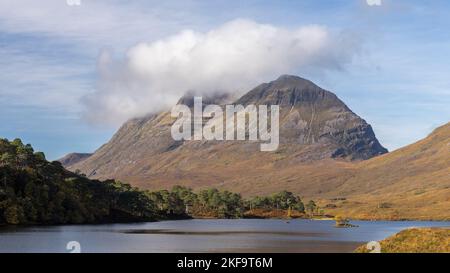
[0,219,448,253]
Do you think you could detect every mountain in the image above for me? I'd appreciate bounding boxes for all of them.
[58,153,92,168]
[67,75,387,190]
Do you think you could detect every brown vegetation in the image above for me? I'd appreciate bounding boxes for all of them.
[355,228,450,253]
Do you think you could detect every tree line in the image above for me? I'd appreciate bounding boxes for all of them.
[148,186,317,219]
[0,138,318,225]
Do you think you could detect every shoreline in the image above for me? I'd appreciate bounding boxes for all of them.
[2,207,449,228]
[2,216,449,228]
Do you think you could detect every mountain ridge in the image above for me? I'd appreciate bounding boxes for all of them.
[58,152,92,169]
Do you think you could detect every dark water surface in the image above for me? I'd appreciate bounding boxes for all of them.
[0,219,448,253]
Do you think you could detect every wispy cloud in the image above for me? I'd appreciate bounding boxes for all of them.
[0,45,91,112]
[0,0,205,52]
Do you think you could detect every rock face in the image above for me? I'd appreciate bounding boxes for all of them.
[68,75,387,191]
[236,75,387,159]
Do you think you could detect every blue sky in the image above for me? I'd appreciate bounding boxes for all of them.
[0,0,449,160]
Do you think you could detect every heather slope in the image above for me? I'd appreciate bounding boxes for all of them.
[355,228,450,253]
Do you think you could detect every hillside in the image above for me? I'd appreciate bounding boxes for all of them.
[322,122,450,220]
[355,228,450,253]
[0,138,160,225]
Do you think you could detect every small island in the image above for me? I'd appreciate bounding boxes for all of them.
[334,215,358,228]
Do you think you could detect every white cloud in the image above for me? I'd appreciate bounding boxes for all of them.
[83,19,361,125]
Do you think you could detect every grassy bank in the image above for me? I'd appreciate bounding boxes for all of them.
[355,227,450,253]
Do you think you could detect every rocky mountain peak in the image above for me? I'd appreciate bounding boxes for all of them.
[236,75,345,109]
